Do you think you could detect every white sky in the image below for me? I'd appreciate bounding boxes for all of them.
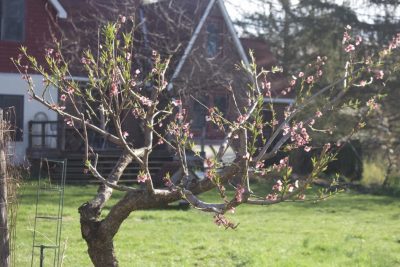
[224,0,400,25]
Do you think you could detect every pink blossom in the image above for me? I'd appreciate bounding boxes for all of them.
[315,111,323,118]
[304,146,312,152]
[375,70,384,80]
[344,44,355,53]
[317,69,323,77]
[67,87,75,94]
[342,31,351,44]
[266,193,278,201]
[255,161,264,169]
[282,125,290,136]
[205,116,211,122]
[204,158,214,168]
[60,94,67,101]
[290,79,296,86]
[135,69,141,75]
[355,35,362,46]
[137,173,150,183]
[306,76,314,84]
[237,115,247,124]
[164,176,173,187]
[120,15,127,23]
[359,80,367,87]
[272,180,283,192]
[298,194,306,200]
[172,99,182,106]
[122,131,129,139]
[298,72,304,78]
[345,25,352,30]
[139,96,153,107]
[64,118,73,126]
[367,98,379,110]
[126,52,131,60]
[45,48,54,56]
[287,184,295,192]
[81,57,89,65]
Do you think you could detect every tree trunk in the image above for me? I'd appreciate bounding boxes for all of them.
[0,109,9,267]
[79,157,238,266]
[80,219,118,267]
[78,151,133,267]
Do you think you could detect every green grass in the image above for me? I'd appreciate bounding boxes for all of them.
[15,182,400,267]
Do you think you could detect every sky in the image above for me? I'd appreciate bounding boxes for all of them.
[224,0,400,25]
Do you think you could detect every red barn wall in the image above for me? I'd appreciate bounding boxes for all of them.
[0,0,57,73]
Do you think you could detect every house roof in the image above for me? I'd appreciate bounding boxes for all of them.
[56,0,250,82]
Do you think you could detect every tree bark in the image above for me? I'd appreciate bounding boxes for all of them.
[79,151,133,267]
[0,109,9,267]
[79,163,240,266]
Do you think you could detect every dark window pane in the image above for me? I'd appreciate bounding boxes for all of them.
[1,0,25,41]
[214,95,228,114]
[191,96,208,130]
[206,23,219,57]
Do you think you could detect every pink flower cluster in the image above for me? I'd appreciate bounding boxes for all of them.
[366,98,379,110]
[272,157,289,172]
[137,173,150,183]
[172,99,182,107]
[342,25,362,53]
[139,95,153,107]
[282,121,311,149]
[204,158,215,168]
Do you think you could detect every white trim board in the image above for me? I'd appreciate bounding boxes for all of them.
[49,0,67,19]
[264,97,295,104]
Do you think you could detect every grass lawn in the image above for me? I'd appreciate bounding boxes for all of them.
[15,182,400,267]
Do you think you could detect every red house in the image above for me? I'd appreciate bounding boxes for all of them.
[1,0,293,182]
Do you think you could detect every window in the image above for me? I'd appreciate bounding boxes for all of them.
[206,20,222,58]
[0,0,25,41]
[0,95,24,141]
[190,93,229,139]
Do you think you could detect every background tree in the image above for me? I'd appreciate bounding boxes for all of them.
[231,0,400,181]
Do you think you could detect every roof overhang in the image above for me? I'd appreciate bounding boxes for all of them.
[49,0,67,19]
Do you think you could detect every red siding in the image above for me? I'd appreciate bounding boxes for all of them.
[0,0,57,73]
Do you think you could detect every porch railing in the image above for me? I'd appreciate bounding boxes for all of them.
[28,120,117,152]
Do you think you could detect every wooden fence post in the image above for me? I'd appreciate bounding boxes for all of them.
[0,108,10,267]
